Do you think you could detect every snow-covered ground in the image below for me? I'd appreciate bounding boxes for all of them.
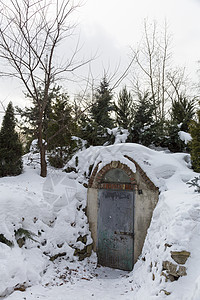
[0,143,200,299]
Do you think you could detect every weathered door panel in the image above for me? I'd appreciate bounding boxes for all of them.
[97,189,134,271]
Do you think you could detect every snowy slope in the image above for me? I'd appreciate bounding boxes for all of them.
[0,143,200,299]
[0,154,94,297]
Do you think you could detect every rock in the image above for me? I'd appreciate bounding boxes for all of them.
[17,237,25,248]
[77,235,87,244]
[168,274,177,282]
[50,252,66,261]
[86,244,93,255]
[73,235,93,260]
[171,251,190,265]
[162,260,187,281]
[163,261,177,277]
[74,243,93,261]
[160,289,171,296]
[177,265,187,276]
[14,284,27,292]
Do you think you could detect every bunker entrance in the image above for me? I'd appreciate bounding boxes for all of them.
[97,168,135,271]
[87,159,159,272]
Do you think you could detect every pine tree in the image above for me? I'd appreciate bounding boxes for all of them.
[78,114,97,147]
[47,92,77,167]
[16,85,55,150]
[163,95,196,153]
[0,102,23,177]
[81,76,115,146]
[91,76,114,129]
[17,86,79,167]
[171,96,195,132]
[164,121,186,152]
[189,108,200,172]
[115,86,133,129]
[131,92,154,144]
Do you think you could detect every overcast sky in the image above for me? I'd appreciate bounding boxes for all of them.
[79,0,200,80]
[0,0,200,120]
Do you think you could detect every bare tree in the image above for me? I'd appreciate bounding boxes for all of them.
[0,0,90,177]
[166,68,188,102]
[130,20,185,121]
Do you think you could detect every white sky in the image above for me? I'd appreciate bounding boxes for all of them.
[0,0,200,119]
[79,0,200,80]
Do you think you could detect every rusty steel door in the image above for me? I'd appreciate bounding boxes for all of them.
[97,189,134,271]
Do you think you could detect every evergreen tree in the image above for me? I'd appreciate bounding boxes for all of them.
[161,95,196,153]
[47,92,78,168]
[171,96,195,132]
[164,121,186,152]
[80,76,115,147]
[131,92,154,144]
[189,108,200,172]
[115,86,133,129]
[17,86,79,168]
[78,114,97,147]
[91,76,114,128]
[78,117,115,147]
[0,102,23,177]
[16,85,56,150]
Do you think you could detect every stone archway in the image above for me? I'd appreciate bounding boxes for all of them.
[88,160,137,189]
[87,158,159,270]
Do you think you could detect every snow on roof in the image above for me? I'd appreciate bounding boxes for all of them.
[66,143,194,192]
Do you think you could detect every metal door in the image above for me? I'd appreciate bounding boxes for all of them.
[97,189,134,271]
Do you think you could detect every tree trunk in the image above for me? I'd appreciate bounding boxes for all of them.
[40,143,47,177]
[38,111,47,177]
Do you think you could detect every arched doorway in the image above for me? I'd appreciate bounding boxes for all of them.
[87,158,159,271]
[97,168,135,271]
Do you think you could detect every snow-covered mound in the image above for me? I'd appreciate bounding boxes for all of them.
[66,143,200,299]
[66,143,193,191]
[0,143,200,300]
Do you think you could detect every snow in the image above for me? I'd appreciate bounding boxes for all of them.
[107,127,129,144]
[0,143,200,299]
[0,155,93,297]
[178,131,192,144]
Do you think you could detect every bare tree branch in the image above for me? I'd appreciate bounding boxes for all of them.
[130,20,178,121]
